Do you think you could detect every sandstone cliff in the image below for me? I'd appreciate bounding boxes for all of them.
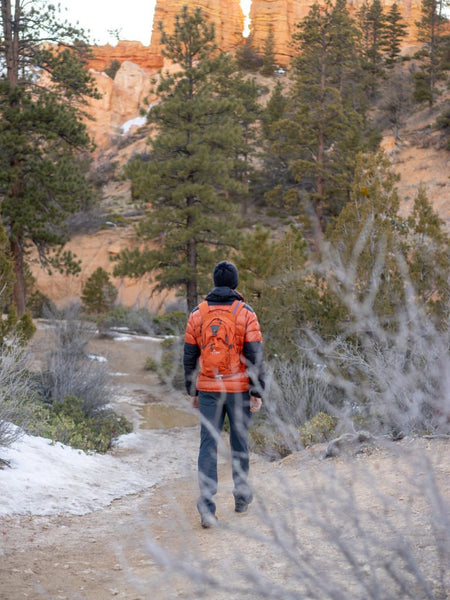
[83,0,426,148]
[85,61,158,149]
[30,227,174,312]
[149,0,245,55]
[88,41,163,74]
[249,0,422,65]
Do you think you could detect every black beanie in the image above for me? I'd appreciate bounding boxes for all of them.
[213,261,239,289]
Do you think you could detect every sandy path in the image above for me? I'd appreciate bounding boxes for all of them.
[1,437,449,600]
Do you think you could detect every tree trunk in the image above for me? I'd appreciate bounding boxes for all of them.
[4,0,24,315]
[11,238,26,317]
[186,234,198,313]
[2,0,20,87]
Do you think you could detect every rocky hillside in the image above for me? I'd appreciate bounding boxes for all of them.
[28,0,449,311]
[29,80,448,312]
[85,0,427,153]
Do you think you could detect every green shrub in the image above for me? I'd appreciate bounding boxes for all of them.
[97,306,154,334]
[30,395,132,453]
[26,290,56,318]
[81,267,118,315]
[153,311,187,336]
[298,412,338,447]
[250,422,294,460]
[144,356,158,371]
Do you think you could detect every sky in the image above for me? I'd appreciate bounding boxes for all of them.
[59,0,252,46]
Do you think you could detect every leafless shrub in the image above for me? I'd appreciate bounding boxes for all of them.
[116,440,448,600]
[0,338,36,447]
[267,358,335,426]
[300,240,450,437]
[117,217,449,600]
[39,305,112,415]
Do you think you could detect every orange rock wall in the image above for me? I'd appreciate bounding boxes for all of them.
[85,61,157,149]
[249,0,423,65]
[149,0,245,54]
[88,41,163,74]
[83,0,426,149]
[86,1,425,74]
[30,228,174,312]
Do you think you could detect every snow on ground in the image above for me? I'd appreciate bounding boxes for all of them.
[0,424,199,518]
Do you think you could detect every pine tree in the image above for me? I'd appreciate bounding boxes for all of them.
[235,36,263,72]
[260,27,277,77]
[81,267,118,315]
[262,0,367,248]
[382,2,408,67]
[327,151,408,323]
[237,225,345,357]
[407,185,449,324]
[0,0,98,316]
[414,0,450,105]
[359,0,387,84]
[210,58,262,215]
[113,7,252,312]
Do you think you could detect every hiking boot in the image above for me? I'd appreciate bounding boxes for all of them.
[201,512,218,529]
[234,499,249,513]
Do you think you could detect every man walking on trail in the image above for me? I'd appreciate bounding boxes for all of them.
[184,261,266,528]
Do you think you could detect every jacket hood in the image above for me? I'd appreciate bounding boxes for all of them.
[205,287,244,304]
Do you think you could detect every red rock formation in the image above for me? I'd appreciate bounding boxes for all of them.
[149,0,245,54]
[249,0,423,65]
[85,1,426,74]
[84,61,158,150]
[82,0,428,149]
[87,41,163,74]
[30,228,175,311]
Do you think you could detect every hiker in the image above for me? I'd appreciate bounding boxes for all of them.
[184,260,265,528]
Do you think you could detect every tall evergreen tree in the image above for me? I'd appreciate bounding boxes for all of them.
[235,36,263,72]
[407,185,449,324]
[327,151,408,323]
[237,225,345,357]
[382,2,408,67]
[213,60,262,216]
[414,0,450,105]
[262,0,368,248]
[0,0,98,316]
[358,0,387,85]
[113,7,252,312]
[260,27,277,77]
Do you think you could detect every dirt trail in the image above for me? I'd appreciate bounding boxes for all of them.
[0,330,448,600]
[1,437,448,600]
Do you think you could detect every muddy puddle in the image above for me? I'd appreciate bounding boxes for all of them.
[137,404,199,429]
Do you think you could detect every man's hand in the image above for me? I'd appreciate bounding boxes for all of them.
[250,396,262,413]
[192,396,199,410]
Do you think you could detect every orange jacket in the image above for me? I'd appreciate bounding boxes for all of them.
[183,290,265,396]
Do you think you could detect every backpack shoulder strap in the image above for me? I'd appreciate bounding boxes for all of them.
[231,299,244,315]
[198,300,209,321]
[199,299,243,321]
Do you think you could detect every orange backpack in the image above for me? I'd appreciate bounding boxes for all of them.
[198,299,244,378]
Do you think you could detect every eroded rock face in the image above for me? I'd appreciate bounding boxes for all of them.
[85,61,158,149]
[249,0,423,65]
[84,0,425,148]
[88,41,163,74]
[149,0,245,54]
[30,228,174,312]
